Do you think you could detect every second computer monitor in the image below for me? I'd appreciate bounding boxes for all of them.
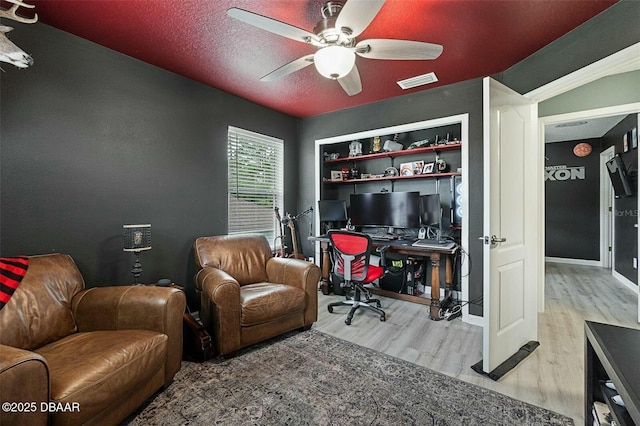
[420,194,441,227]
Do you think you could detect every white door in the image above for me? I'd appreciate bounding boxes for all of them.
[482,77,540,373]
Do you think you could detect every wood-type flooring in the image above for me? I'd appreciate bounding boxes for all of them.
[313,262,640,424]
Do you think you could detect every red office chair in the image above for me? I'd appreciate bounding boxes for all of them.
[327,230,386,325]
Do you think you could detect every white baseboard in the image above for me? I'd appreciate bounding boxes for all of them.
[463,313,484,327]
[611,269,638,293]
[545,257,601,267]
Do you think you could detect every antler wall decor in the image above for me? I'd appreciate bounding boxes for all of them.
[0,0,38,69]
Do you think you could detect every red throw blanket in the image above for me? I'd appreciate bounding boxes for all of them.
[0,256,29,310]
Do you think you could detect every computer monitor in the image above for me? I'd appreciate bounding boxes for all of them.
[419,194,441,227]
[419,194,444,240]
[318,199,348,222]
[349,192,420,229]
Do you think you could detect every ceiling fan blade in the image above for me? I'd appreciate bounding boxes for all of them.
[356,39,443,60]
[335,0,386,38]
[338,64,362,96]
[228,8,321,45]
[260,54,315,82]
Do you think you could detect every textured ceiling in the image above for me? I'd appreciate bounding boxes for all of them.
[13,0,620,118]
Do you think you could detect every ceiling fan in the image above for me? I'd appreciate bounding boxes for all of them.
[228,0,443,96]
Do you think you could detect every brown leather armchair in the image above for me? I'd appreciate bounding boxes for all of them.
[0,253,186,426]
[194,234,320,357]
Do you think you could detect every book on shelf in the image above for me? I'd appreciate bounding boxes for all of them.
[592,401,613,426]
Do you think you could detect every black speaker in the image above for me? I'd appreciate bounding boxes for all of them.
[450,175,463,226]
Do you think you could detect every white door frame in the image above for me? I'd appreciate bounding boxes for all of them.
[539,105,640,301]
[527,42,640,314]
[313,114,471,320]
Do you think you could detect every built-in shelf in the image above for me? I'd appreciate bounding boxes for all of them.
[324,143,462,164]
[325,171,461,184]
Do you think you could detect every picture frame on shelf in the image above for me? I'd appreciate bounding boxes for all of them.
[623,133,629,152]
[423,162,435,174]
[330,170,343,181]
[412,161,424,175]
[631,128,637,149]
[399,162,414,176]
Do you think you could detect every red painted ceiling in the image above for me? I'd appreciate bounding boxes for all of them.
[14,0,619,118]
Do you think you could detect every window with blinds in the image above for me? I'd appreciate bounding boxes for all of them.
[227,126,284,247]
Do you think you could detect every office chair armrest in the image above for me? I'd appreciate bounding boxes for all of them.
[376,245,390,267]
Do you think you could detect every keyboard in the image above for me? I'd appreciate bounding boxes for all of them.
[411,239,456,250]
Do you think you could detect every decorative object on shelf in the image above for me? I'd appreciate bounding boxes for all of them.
[623,133,629,152]
[399,162,414,176]
[413,161,424,175]
[330,170,343,181]
[341,167,350,180]
[408,139,430,149]
[371,136,382,153]
[383,134,402,152]
[436,158,449,172]
[631,128,637,150]
[350,167,360,179]
[423,162,435,174]
[383,167,398,177]
[349,140,363,157]
[123,224,151,284]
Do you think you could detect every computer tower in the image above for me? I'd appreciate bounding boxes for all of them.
[380,253,415,294]
[450,175,463,227]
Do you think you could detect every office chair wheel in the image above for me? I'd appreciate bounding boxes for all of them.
[328,306,334,313]
[380,315,386,322]
[345,318,351,325]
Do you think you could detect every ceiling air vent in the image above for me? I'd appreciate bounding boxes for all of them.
[397,72,438,90]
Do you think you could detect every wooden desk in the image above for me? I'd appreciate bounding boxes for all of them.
[309,235,457,321]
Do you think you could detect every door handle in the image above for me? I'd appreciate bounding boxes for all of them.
[479,235,506,245]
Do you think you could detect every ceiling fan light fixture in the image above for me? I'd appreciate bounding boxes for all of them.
[314,45,355,80]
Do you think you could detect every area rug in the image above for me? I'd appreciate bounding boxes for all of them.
[123,330,573,425]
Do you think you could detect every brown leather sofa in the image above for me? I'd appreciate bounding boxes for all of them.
[194,234,320,357]
[0,253,186,426]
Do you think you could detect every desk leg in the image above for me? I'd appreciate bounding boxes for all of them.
[429,252,442,320]
[319,241,332,295]
[444,254,453,298]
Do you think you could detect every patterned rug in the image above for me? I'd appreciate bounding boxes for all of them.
[124,330,573,425]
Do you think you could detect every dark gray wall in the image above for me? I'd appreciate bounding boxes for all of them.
[602,115,639,284]
[297,79,485,315]
[0,23,299,308]
[545,139,601,260]
[497,0,640,94]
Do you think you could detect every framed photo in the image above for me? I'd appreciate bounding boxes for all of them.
[623,133,629,152]
[412,161,424,175]
[330,170,343,181]
[632,128,638,149]
[423,162,435,174]
[399,162,414,176]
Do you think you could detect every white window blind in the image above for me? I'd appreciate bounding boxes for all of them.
[228,126,284,247]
